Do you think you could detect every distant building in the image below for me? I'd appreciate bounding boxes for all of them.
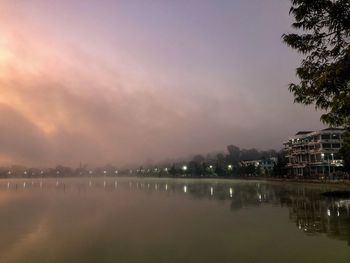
[240,157,277,175]
[240,160,260,168]
[283,128,345,178]
[260,157,277,172]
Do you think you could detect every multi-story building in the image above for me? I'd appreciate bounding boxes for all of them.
[284,128,345,178]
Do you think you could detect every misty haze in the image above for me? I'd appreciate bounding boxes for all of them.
[0,1,349,263]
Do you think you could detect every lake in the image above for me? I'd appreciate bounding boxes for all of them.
[0,178,349,263]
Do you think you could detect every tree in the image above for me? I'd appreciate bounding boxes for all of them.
[169,164,177,177]
[215,161,224,176]
[240,148,260,161]
[273,150,288,177]
[227,145,240,165]
[339,131,350,172]
[283,0,350,175]
[283,0,350,127]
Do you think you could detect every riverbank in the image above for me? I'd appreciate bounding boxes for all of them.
[1,175,350,189]
[238,176,350,189]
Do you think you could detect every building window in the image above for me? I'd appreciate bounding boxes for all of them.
[332,143,341,148]
[331,134,340,140]
[321,134,331,140]
[322,143,331,149]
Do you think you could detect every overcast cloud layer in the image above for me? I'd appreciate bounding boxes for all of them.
[0,0,325,167]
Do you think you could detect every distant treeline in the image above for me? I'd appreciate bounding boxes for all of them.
[140,145,287,178]
[0,145,288,178]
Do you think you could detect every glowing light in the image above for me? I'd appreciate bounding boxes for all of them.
[210,187,213,196]
[184,185,187,193]
[0,40,14,65]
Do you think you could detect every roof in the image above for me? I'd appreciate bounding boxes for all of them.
[321,127,345,131]
[295,131,314,135]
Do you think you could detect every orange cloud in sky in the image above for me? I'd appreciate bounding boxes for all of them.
[0,1,326,167]
[0,13,200,167]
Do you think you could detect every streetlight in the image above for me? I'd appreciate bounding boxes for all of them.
[321,153,325,178]
[228,164,233,175]
[182,165,188,176]
[330,153,334,179]
[321,153,331,180]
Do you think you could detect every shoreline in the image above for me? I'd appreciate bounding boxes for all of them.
[1,176,349,189]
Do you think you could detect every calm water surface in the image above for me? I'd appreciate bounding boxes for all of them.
[0,178,349,263]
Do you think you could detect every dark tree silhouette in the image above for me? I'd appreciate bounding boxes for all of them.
[283,0,350,127]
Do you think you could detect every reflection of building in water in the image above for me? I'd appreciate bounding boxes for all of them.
[1,179,349,245]
[286,191,350,246]
[115,181,350,245]
[283,128,345,178]
[147,181,350,246]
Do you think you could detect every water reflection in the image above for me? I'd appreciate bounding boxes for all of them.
[105,179,350,246]
[0,178,350,248]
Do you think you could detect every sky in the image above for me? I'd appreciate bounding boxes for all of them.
[0,0,326,167]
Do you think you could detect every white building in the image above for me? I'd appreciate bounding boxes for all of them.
[240,157,277,175]
[283,128,345,178]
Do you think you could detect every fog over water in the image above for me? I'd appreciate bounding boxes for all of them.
[0,178,349,263]
[0,1,326,167]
